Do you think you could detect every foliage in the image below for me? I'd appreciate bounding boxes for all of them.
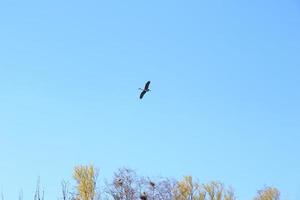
[73,165,99,200]
[173,176,236,200]
[1,166,280,200]
[253,187,280,200]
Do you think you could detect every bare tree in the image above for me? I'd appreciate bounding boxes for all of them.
[60,181,75,200]
[142,177,176,200]
[34,178,44,200]
[105,168,140,200]
[19,190,23,200]
[104,168,177,200]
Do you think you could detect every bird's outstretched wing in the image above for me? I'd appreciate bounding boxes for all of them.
[144,81,151,90]
[140,90,147,99]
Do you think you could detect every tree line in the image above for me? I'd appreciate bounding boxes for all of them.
[12,165,280,200]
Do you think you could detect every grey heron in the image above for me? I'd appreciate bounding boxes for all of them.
[139,81,151,99]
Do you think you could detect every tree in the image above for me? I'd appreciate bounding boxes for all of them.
[174,177,236,200]
[253,187,280,200]
[143,178,176,200]
[18,190,23,200]
[174,176,205,200]
[34,178,44,200]
[105,168,176,200]
[0,164,282,200]
[73,165,100,200]
[105,168,140,200]
[203,181,236,200]
[60,181,74,200]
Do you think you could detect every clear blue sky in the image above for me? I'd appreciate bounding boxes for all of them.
[0,0,299,199]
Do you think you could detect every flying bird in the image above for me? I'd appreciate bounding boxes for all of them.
[139,81,151,99]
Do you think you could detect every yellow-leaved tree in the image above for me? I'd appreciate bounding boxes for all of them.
[174,176,236,200]
[174,176,205,200]
[73,165,99,200]
[253,187,280,200]
[203,181,236,200]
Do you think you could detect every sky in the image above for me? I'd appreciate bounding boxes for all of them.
[0,0,299,199]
